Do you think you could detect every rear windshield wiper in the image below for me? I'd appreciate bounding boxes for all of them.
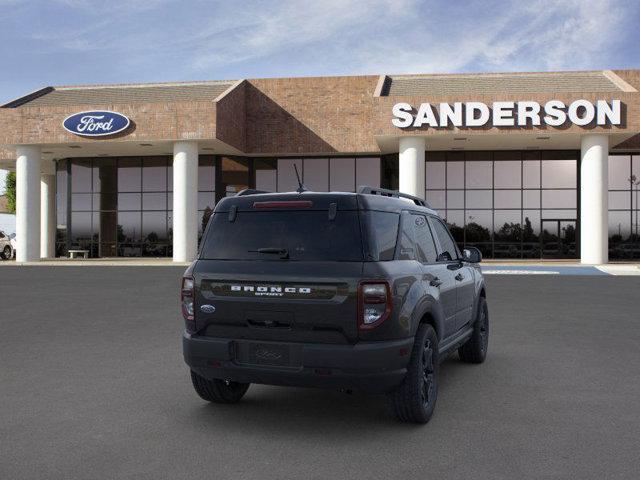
[249,247,290,259]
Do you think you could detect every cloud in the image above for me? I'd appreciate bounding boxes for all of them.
[0,0,637,104]
[188,0,417,71]
[350,0,631,74]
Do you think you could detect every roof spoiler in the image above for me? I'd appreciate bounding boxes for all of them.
[358,186,431,208]
[235,189,270,196]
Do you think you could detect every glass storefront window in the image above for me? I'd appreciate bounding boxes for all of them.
[117,158,142,192]
[523,190,540,209]
[494,161,521,188]
[426,150,578,259]
[329,157,355,192]
[426,190,446,210]
[143,157,168,192]
[541,160,576,188]
[425,161,445,189]
[608,154,639,260]
[523,160,541,188]
[446,190,464,209]
[465,190,492,209]
[277,158,303,192]
[304,158,329,192]
[465,161,492,189]
[446,161,464,189]
[58,154,378,258]
[494,190,521,209]
[255,158,277,191]
[71,159,92,192]
[356,157,381,189]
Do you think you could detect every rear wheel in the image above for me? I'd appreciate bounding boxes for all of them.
[2,245,11,260]
[458,296,489,364]
[190,370,250,404]
[387,324,438,423]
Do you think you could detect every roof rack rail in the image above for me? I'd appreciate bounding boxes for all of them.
[357,186,431,208]
[235,189,270,196]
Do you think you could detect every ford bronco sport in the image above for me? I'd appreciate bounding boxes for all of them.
[182,187,488,423]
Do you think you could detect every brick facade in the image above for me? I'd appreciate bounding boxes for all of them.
[1,70,639,160]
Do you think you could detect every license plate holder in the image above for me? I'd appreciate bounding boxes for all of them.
[246,342,291,367]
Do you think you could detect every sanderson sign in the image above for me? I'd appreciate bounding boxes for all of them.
[63,110,131,137]
[391,99,622,128]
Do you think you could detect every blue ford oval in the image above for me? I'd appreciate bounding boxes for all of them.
[63,110,130,137]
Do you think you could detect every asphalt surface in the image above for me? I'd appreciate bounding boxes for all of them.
[1,267,639,480]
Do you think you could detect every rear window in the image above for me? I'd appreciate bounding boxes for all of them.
[200,210,363,261]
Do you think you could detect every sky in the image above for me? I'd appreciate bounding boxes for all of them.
[1,0,639,193]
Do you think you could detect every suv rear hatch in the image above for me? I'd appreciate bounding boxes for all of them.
[193,194,365,344]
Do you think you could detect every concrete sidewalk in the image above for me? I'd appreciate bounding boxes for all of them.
[0,257,191,267]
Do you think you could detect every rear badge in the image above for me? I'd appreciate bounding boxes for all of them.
[230,285,311,297]
[200,304,216,314]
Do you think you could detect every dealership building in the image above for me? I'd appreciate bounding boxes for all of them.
[1,69,639,263]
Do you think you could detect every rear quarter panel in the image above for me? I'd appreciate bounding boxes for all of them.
[360,260,444,341]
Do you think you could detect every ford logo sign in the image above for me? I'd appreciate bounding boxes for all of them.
[62,110,130,137]
[200,304,216,314]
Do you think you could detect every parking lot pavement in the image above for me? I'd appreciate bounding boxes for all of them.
[1,267,639,480]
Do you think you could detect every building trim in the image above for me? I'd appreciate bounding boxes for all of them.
[214,79,246,102]
[603,70,638,92]
[373,75,389,97]
[1,87,54,108]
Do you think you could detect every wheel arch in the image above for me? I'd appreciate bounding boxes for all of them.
[415,306,445,341]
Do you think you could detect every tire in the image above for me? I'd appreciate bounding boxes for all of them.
[190,370,250,404]
[458,296,489,364]
[387,324,438,424]
[1,246,11,260]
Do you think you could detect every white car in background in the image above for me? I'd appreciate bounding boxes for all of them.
[0,230,14,260]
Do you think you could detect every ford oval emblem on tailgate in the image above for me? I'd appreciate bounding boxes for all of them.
[200,304,216,314]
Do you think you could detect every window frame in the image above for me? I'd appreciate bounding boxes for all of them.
[428,215,461,262]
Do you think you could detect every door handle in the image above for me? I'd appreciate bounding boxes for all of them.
[455,273,464,281]
[429,277,443,287]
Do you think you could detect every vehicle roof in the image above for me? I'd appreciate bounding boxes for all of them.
[214,190,439,216]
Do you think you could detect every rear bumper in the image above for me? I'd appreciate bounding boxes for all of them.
[183,333,413,394]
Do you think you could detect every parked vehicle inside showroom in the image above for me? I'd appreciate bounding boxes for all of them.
[181,186,488,423]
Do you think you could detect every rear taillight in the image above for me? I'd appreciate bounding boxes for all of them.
[358,281,393,330]
[181,276,195,322]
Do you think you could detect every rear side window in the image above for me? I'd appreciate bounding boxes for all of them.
[362,211,399,261]
[430,217,459,261]
[412,214,438,263]
[200,211,363,261]
[397,213,416,260]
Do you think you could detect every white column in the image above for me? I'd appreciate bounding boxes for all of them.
[15,145,41,262]
[580,134,609,264]
[173,141,198,262]
[40,166,56,259]
[399,137,425,198]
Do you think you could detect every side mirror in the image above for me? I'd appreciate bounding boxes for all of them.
[462,247,482,263]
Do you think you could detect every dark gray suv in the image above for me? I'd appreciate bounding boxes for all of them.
[182,187,488,423]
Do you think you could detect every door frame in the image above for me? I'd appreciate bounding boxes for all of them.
[540,218,578,259]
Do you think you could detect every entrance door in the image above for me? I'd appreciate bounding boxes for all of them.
[540,219,577,259]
